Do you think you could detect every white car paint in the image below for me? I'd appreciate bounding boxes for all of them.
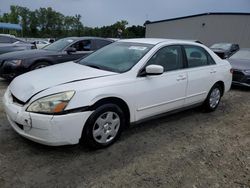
[35,40,50,49]
[3,38,232,146]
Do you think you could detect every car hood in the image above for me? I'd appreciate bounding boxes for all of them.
[228,59,250,70]
[9,62,117,103]
[0,49,57,60]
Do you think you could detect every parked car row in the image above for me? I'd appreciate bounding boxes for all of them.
[0,37,114,79]
[210,43,240,59]
[228,48,250,87]
[0,34,36,55]
[3,38,233,148]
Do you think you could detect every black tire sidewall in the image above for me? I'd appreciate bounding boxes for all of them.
[204,84,222,112]
[82,103,125,149]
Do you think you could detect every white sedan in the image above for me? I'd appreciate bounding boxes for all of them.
[3,39,232,148]
[35,40,50,49]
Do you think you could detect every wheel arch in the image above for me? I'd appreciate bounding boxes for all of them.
[28,59,53,69]
[214,81,225,96]
[90,97,131,125]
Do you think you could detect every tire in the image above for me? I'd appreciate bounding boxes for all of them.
[203,84,222,112]
[30,62,50,70]
[81,103,125,149]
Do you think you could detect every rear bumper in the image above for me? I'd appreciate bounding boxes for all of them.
[3,88,93,146]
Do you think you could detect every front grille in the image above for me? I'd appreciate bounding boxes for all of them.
[11,94,25,106]
[233,70,245,82]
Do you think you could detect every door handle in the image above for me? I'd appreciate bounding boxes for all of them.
[210,70,216,74]
[176,75,187,81]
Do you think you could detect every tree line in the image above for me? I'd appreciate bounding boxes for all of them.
[0,5,145,38]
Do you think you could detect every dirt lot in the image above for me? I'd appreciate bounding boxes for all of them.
[0,78,249,188]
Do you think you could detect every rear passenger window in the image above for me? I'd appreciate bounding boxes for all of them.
[147,45,183,72]
[184,45,211,68]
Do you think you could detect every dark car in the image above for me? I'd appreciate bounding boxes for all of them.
[210,43,239,59]
[0,37,114,79]
[0,35,36,55]
[228,49,250,87]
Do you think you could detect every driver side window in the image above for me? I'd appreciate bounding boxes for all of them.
[71,40,92,51]
[147,45,184,72]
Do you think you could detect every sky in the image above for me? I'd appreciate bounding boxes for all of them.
[0,0,250,27]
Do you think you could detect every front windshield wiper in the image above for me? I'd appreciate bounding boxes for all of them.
[84,64,101,69]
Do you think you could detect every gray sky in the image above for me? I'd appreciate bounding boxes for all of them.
[0,0,250,27]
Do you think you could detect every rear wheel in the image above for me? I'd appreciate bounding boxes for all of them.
[203,84,222,112]
[81,103,125,149]
[30,62,50,70]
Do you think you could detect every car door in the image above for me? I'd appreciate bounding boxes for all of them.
[135,45,188,121]
[183,45,217,106]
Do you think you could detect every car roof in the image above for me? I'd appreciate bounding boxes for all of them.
[117,38,202,45]
[62,37,114,42]
[238,48,250,51]
[0,34,16,38]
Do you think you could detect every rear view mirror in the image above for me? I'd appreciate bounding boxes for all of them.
[66,47,77,54]
[145,65,164,75]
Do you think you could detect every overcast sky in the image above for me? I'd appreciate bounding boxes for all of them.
[0,0,250,27]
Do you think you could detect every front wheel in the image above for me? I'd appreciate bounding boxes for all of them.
[81,104,125,149]
[203,84,222,112]
[30,62,50,70]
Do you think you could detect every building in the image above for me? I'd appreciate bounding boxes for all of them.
[145,13,250,47]
[0,22,22,36]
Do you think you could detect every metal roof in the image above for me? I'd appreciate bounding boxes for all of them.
[145,12,250,25]
[0,22,22,30]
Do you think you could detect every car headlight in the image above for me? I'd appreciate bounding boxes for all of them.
[243,70,250,75]
[5,60,22,66]
[27,91,75,114]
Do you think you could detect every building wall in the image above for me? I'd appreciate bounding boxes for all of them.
[146,14,250,48]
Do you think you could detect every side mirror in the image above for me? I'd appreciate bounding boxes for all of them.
[66,47,77,54]
[145,65,164,75]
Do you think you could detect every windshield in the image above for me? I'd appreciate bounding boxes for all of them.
[230,49,250,60]
[78,42,153,73]
[210,43,231,50]
[43,38,76,51]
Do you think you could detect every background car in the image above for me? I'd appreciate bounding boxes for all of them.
[0,37,114,79]
[34,40,51,49]
[3,39,232,148]
[228,48,250,87]
[210,43,239,59]
[0,34,36,55]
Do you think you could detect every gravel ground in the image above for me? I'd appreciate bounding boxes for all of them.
[0,78,249,188]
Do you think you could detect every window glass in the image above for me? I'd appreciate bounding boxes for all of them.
[44,38,76,51]
[71,40,91,51]
[147,45,183,72]
[95,39,112,50]
[78,42,153,73]
[208,54,216,65]
[184,46,209,68]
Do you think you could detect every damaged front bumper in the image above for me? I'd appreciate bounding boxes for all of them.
[3,88,92,146]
